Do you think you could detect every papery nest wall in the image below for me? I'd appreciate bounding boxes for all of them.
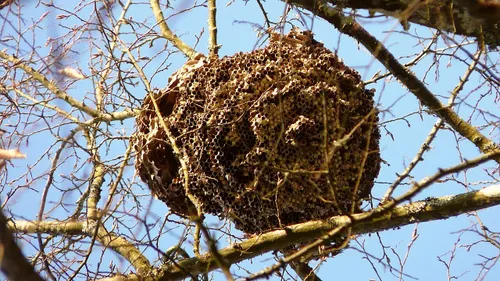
[133,29,381,234]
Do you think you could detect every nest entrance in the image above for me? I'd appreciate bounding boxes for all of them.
[133,29,381,234]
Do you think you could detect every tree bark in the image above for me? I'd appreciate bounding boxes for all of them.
[0,209,45,281]
[289,0,500,48]
[0,0,13,10]
[84,184,500,281]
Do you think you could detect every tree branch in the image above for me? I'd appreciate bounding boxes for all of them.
[90,184,500,281]
[0,0,13,10]
[149,0,200,59]
[0,50,101,118]
[289,1,500,162]
[291,0,499,48]
[0,210,45,281]
[7,221,152,275]
[0,50,138,122]
[207,0,220,57]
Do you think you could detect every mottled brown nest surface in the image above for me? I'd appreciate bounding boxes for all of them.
[133,29,381,234]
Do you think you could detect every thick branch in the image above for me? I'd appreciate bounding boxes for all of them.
[208,0,220,57]
[150,0,199,59]
[13,183,500,281]
[290,2,499,162]
[8,220,85,235]
[294,0,500,48]
[152,185,500,281]
[8,221,151,274]
[87,162,106,221]
[0,210,45,281]
[0,0,13,10]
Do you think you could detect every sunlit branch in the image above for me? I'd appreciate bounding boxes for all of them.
[0,50,138,122]
[86,162,106,221]
[0,50,100,118]
[381,48,484,202]
[289,1,500,163]
[93,184,500,281]
[7,220,152,274]
[149,0,200,59]
[83,124,106,222]
[207,0,220,57]
[8,221,85,235]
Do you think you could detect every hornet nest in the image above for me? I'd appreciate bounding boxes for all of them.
[133,29,381,234]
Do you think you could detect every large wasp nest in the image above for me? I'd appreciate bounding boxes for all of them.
[133,29,381,234]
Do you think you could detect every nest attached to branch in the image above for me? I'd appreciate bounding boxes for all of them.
[133,29,381,234]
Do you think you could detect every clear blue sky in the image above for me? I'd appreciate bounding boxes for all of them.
[1,0,499,280]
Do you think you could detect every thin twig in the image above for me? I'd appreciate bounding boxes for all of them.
[94,0,132,111]
[364,34,438,85]
[0,50,137,122]
[256,0,272,28]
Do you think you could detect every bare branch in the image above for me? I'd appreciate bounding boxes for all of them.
[290,0,500,48]
[95,184,500,281]
[0,210,45,281]
[7,220,152,274]
[150,0,200,59]
[0,50,138,122]
[0,50,101,118]
[290,2,500,162]
[208,0,220,57]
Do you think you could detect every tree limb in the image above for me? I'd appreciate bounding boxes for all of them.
[150,0,200,59]
[0,0,13,10]
[292,0,500,48]
[208,0,220,57]
[0,209,45,281]
[289,1,500,162]
[89,184,500,281]
[7,221,152,275]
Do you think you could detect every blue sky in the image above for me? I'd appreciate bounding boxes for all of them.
[1,0,499,280]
